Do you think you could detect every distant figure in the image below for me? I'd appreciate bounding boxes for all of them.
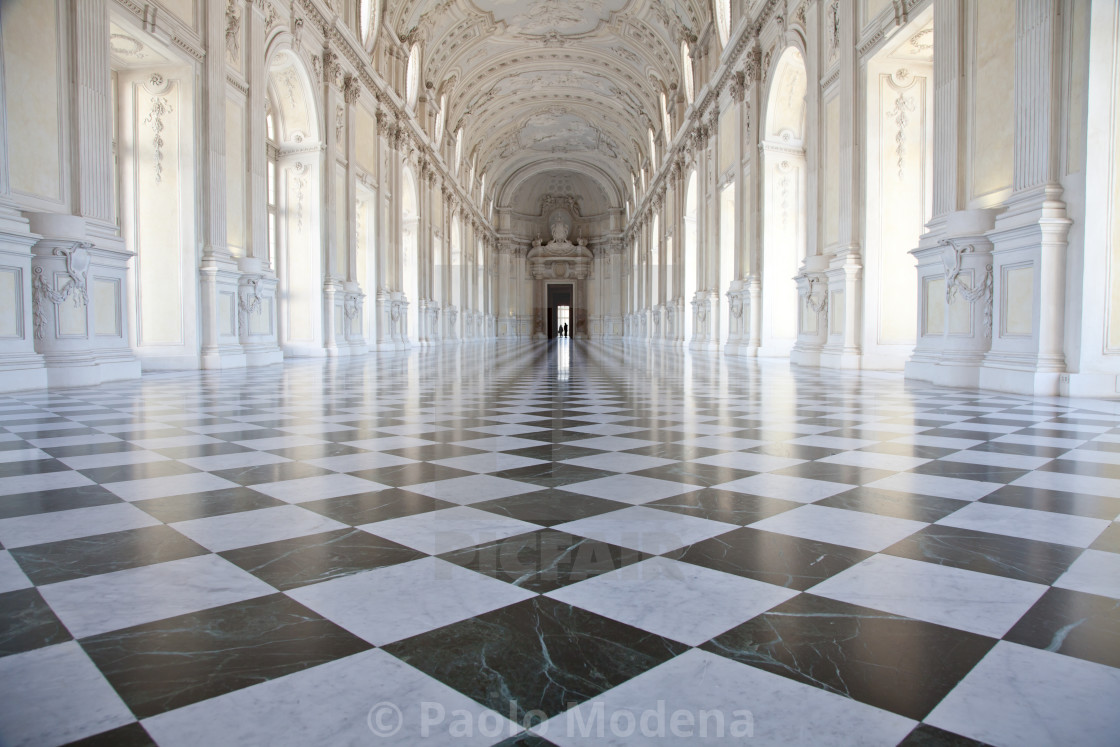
[563,323,569,337]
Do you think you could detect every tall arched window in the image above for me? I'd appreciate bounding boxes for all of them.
[434,93,446,145]
[681,42,694,104]
[405,45,420,109]
[648,126,657,166]
[454,128,463,174]
[359,0,379,46]
[660,91,671,142]
[716,0,731,48]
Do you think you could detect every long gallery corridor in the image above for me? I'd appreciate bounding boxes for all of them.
[0,341,1118,745]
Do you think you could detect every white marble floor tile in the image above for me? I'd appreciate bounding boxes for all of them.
[554,506,736,554]
[303,451,417,473]
[566,436,661,452]
[401,474,541,504]
[57,450,170,470]
[467,423,550,436]
[939,450,1053,470]
[343,436,439,451]
[564,423,643,436]
[994,434,1088,449]
[535,649,916,746]
[748,504,927,552]
[287,557,535,646]
[713,473,853,503]
[450,436,550,452]
[182,422,266,435]
[1058,448,1120,466]
[0,642,134,747]
[561,474,701,504]
[232,435,330,451]
[810,554,1048,638]
[560,453,678,474]
[889,435,985,450]
[178,451,291,472]
[0,549,32,593]
[249,473,388,503]
[787,435,881,450]
[26,433,123,449]
[547,556,797,646]
[673,435,767,450]
[170,505,347,552]
[1053,549,1120,599]
[372,423,451,436]
[866,472,1003,501]
[0,470,94,497]
[936,502,1110,548]
[693,452,807,472]
[102,472,240,501]
[431,452,548,474]
[944,422,1023,434]
[925,642,1120,747]
[1011,470,1120,500]
[359,506,542,555]
[143,649,512,747]
[817,451,932,472]
[0,503,160,549]
[0,448,51,464]
[39,554,273,638]
[277,422,358,435]
[129,435,224,450]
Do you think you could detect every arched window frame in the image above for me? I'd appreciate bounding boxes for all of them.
[660,91,672,143]
[434,93,447,146]
[716,0,731,48]
[405,44,421,110]
[454,127,464,175]
[681,41,694,104]
[359,0,379,48]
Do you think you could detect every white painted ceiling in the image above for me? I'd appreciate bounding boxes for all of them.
[385,0,713,216]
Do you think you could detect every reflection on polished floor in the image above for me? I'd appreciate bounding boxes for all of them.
[1,340,1119,746]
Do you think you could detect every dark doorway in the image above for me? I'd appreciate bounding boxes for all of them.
[547,284,573,339]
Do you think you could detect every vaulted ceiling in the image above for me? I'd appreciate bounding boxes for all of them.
[384,0,714,216]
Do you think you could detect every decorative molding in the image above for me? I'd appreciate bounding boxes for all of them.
[32,245,91,340]
[941,241,994,339]
[143,93,174,184]
[225,0,242,63]
[237,276,265,336]
[885,83,915,180]
[806,275,828,314]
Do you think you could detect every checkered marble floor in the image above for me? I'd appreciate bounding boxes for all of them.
[2,340,1119,746]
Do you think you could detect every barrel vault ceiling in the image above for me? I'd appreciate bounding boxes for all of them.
[383,0,715,217]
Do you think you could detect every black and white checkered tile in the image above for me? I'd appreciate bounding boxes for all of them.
[1,341,1118,745]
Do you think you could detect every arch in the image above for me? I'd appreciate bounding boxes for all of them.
[265,49,321,145]
[681,42,695,104]
[760,46,808,356]
[405,45,421,110]
[716,0,731,48]
[359,0,380,49]
[454,127,464,175]
[764,47,807,142]
[265,48,325,356]
[434,93,447,145]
